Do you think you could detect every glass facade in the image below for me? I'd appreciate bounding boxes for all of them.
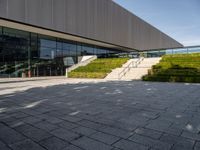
[145,50,166,57]
[143,47,200,58]
[0,26,123,77]
[166,47,200,54]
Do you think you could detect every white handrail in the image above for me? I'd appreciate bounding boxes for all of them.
[118,57,144,79]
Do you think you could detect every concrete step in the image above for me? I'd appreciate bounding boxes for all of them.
[122,57,161,80]
[105,57,161,81]
[122,68,151,80]
[105,59,137,80]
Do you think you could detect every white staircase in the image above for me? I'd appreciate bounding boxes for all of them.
[105,59,139,80]
[105,57,161,81]
[122,57,161,80]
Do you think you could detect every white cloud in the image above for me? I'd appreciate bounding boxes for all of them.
[181,39,200,46]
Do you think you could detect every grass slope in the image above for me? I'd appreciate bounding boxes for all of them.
[68,58,129,79]
[143,53,200,83]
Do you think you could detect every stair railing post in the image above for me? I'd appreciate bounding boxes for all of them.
[65,68,68,78]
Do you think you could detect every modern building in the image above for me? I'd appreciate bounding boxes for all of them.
[0,0,183,77]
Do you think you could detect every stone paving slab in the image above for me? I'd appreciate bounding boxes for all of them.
[113,139,148,150]
[62,144,83,150]
[0,123,26,145]
[0,140,11,150]
[10,139,46,150]
[129,133,172,150]
[39,136,69,150]
[72,136,112,150]
[134,127,163,139]
[32,121,59,132]
[1,79,200,150]
[89,131,120,145]
[71,126,97,136]
[194,142,200,150]
[14,124,52,142]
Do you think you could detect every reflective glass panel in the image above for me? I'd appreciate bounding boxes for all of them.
[82,45,94,55]
[40,39,56,48]
[40,47,56,60]
[188,47,200,53]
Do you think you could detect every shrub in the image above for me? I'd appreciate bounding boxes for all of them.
[142,53,200,83]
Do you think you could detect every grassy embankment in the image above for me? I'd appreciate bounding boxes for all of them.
[68,58,129,78]
[143,53,200,83]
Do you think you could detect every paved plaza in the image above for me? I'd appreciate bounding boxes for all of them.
[0,78,200,150]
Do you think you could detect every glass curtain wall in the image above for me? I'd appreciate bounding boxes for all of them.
[0,27,30,77]
[0,26,122,77]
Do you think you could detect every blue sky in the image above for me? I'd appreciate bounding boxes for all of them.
[114,0,200,46]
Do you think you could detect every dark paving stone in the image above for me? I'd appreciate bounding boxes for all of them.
[0,140,11,150]
[33,121,59,131]
[173,138,195,150]
[110,120,138,132]
[62,144,83,150]
[164,124,183,136]
[129,133,172,150]
[10,112,30,119]
[5,120,25,128]
[98,126,133,138]
[95,118,121,127]
[90,131,120,145]
[58,121,79,130]
[71,126,97,136]
[39,136,69,150]
[134,127,163,139]
[146,119,183,136]
[158,112,190,125]
[181,131,200,141]
[21,109,46,116]
[14,124,52,142]
[51,128,81,142]
[160,133,195,150]
[145,120,172,132]
[0,116,19,124]
[194,142,200,150]
[113,139,148,150]
[171,145,193,150]
[60,115,83,123]
[117,115,149,127]
[10,139,46,150]
[38,114,63,124]
[20,116,43,124]
[77,120,106,130]
[72,136,112,150]
[0,123,26,145]
[28,106,54,115]
[1,80,200,150]
[111,148,121,150]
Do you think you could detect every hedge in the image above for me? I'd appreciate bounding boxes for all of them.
[142,53,200,83]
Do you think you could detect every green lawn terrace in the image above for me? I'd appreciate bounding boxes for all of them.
[68,58,129,79]
[143,53,200,83]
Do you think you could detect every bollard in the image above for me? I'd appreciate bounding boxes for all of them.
[65,68,68,78]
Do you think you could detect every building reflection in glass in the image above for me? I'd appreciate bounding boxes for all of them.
[0,26,123,77]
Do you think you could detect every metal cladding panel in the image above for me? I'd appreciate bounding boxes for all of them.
[104,0,112,42]
[95,0,106,41]
[0,0,7,18]
[26,0,41,25]
[52,0,65,31]
[40,0,53,28]
[65,0,80,35]
[7,0,25,22]
[0,0,183,50]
